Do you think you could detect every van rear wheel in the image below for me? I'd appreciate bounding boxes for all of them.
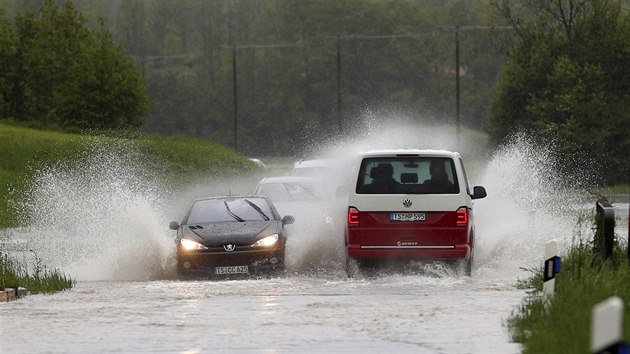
[457,257,472,277]
[345,257,357,278]
[346,258,377,278]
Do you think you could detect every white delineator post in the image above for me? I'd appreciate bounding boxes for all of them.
[591,296,628,354]
[542,240,560,305]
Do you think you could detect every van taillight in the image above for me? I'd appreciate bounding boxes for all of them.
[348,207,360,226]
[456,207,468,226]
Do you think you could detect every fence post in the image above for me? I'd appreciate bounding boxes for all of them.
[543,239,561,305]
[591,296,628,354]
[595,199,615,264]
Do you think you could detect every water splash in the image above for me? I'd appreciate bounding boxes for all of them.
[16,140,175,281]
[474,134,596,279]
[8,120,599,282]
[294,119,597,280]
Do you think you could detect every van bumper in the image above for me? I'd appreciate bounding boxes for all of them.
[347,244,471,260]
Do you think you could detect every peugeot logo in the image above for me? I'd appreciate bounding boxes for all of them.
[403,199,412,208]
[223,244,236,252]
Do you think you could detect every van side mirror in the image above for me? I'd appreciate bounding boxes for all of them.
[471,186,487,200]
[169,221,180,230]
[282,215,295,225]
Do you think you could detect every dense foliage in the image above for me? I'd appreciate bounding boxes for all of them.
[3,0,508,156]
[0,0,147,131]
[2,1,627,184]
[487,0,630,184]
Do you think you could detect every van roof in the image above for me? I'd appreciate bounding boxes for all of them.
[359,149,461,158]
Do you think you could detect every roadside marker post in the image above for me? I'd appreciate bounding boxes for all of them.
[596,199,615,265]
[591,296,629,354]
[542,240,561,305]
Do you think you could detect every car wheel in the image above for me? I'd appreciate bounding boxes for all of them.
[357,260,378,277]
[176,262,196,280]
[456,256,473,277]
[464,258,472,277]
[177,261,187,275]
[273,259,286,275]
[345,257,358,278]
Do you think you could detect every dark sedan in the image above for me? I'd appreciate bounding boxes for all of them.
[169,195,294,277]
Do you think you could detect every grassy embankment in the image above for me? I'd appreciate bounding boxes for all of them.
[509,222,630,353]
[0,122,257,293]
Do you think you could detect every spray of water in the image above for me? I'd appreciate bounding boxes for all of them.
[474,134,596,279]
[10,118,597,282]
[16,140,176,281]
[293,118,597,279]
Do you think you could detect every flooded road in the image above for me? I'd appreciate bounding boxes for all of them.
[0,273,523,353]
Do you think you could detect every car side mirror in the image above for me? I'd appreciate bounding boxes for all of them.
[169,221,180,230]
[471,186,487,200]
[282,215,295,225]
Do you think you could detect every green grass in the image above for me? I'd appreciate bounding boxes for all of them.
[597,184,630,196]
[0,122,257,228]
[508,241,630,354]
[0,253,74,294]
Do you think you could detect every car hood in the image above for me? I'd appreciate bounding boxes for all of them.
[185,221,282,246]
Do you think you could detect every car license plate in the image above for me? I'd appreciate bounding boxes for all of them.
[215,265,249,275]
[390,212,425,222]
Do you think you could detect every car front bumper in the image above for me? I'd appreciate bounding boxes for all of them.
[177,247,285,275]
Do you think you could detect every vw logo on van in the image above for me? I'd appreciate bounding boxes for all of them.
[403,199,412,208]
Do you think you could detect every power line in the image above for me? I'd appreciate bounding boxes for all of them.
[130,26,514,61]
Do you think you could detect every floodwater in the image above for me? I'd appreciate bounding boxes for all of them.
[1,275,523,353]
[1,124,626,353]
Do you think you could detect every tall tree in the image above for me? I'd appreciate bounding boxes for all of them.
[1,0,148,130]
[487,0,630,183]
[0,8,18,119]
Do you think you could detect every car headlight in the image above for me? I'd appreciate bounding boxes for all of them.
[180,238,208,251]
[252,234,279,247]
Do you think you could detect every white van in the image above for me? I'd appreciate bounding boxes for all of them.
[344,149,486,276]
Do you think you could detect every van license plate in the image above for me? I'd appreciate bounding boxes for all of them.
[390,213,425,221]
[215,265,249,275]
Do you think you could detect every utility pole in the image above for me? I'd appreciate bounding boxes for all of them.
[455,26,461,150]
[232,44,238,152]
[336,35,343,134]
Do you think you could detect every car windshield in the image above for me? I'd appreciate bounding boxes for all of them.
[356,157,460,194]
[186,198,275,224]
[257,182,327,202]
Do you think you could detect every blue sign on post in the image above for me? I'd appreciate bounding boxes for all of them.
[543,240,560,305]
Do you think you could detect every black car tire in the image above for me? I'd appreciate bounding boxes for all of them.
[346,258,378,278]
[454,257,472,277]
[345,257,358,278]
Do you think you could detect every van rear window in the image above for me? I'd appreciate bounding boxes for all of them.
[356,157,459,194]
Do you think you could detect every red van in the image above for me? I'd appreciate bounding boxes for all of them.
[344,150,486,276]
